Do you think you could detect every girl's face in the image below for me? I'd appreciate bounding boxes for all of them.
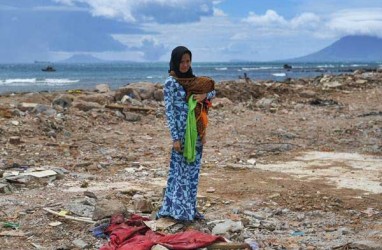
[179,53,191,73]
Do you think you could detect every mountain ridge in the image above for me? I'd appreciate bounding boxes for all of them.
[289,35,382,62]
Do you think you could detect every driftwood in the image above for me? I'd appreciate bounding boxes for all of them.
[43,207,96,224]
[207,242,251,249]
[105,104,156,112]
[0,231,26,237]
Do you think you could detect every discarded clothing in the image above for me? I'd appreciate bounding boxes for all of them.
[100,214,225,250]
[91,223,110,239]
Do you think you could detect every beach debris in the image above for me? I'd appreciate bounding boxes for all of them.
[9,136,21,145]
[48,221,62,227]
[95,84,111,93]
[0,230,27,237]
[43,208,95,224]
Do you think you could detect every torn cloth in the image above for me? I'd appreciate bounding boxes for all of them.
[100,214,225,250]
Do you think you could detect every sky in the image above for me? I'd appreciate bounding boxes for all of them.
[1,0,382,63]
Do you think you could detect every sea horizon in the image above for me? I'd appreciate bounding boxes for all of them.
[1,61,381,94]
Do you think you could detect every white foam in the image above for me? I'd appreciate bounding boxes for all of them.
[350,64,368,67]
[272,73,286,77]
[317,64,335,68]
[3,78,36,84]
[0,78,79,86]
[44,79,79,84]
[215,67,227,71]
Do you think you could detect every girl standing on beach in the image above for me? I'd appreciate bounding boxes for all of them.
[156,46,216,221]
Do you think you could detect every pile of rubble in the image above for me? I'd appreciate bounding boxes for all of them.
[0,70,381,249]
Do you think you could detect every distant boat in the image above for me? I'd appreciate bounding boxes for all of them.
[42,66,56,72]
[283,64,292,70]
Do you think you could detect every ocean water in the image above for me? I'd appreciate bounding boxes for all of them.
[0,62,380,93]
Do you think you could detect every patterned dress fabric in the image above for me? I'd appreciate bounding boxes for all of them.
[157,76,215,221]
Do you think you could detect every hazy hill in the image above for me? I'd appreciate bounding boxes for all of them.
[59,54,105,63]
[290,35,382,62]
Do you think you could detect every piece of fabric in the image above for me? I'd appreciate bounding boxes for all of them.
[100,214,225,250]
[169,46,195,78]
[169,73,215,141]
[158,76,215,221]
[184,95,198,163]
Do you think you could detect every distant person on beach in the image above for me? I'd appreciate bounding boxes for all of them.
[156,46,216,221]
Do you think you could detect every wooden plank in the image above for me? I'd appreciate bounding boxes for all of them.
[207,242,251,249]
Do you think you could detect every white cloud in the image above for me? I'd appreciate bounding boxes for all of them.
[243,10,287,27]
[33,5,86,11]
[243,9,321,30]
[47,2,382,62]
[290,12,320,29]
[53,0,213,23]
[213,7,226,17]
[325,8,382,38]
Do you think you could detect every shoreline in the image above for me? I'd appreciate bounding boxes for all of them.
[0,69,381,249]
[1,63,381,95]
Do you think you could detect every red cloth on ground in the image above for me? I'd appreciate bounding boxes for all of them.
[100,214,225,250]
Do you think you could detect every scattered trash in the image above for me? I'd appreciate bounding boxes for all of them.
[291,230,305,236]
[2,222,20,230]
[48,221,62,227]
[309,98,339,106]
[245,238,260,250]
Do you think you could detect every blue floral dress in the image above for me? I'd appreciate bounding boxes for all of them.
[157,76,216,221]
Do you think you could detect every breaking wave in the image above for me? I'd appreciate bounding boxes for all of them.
[0,78,79,86]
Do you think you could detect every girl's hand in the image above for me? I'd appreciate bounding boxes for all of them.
[173,140,182,152]
[193,93,207,103]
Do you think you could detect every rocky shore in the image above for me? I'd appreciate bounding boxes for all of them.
[0,70,381,249]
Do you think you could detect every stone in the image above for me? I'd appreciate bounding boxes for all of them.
[52,95,74,109]
[95,84,111,93]
[243,210,266,220]
[33,104,54,115]
[213,97,233,108]
[151,245,169,250]
[247,158,256,165]
[133,198,153,213]
[0,183,13,193]
[256,98,276,109]
[78,93,114,105]
[124,112,141,122]
[153,89,164,101]
[125,82,156,100]
[299,90,316,98]
[115,87,141,101]
[17,102,39,112]
[72,239,89,249]
[349,240,382,250]
[9,136,21,144]
[121,95,143,106]
[65,200,95,218]
[72,101,102,112]
[92,199,127,220]
[323,81,342,88]
[356,79,368,84]
[212,219,244,235]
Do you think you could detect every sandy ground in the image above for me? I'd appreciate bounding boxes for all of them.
[0,73,381,249]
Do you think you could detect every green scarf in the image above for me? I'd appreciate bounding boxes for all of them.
[184,95,198,163]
